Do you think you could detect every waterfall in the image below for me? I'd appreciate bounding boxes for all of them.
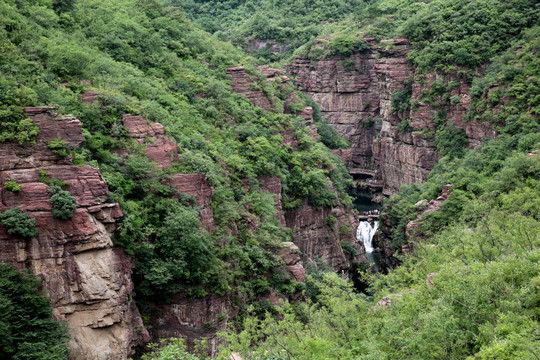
[356,221,379,253]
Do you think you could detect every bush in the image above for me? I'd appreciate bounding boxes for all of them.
[4,180,22,193]
[0,208,38,238]
[0,110,39,145]
[47,138,71,158]
[0,264,70,359]
[49,185,77,220]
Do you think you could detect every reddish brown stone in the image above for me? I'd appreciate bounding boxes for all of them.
[0,109,147,359]
[169,173,216,232]
[121,114,179,168]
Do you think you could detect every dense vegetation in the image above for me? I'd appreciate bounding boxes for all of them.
[1,0,539,359]
[0,0,351,330]
[0,264,70,359]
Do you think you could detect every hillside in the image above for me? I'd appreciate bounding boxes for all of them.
[0,0,539,359]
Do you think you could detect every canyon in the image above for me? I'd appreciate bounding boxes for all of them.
[286,38,497,195]
[0,38,498,359]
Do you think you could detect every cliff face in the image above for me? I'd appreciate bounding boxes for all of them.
[227,66,360,270]
[0,107,149,360]
[287,39,497,195]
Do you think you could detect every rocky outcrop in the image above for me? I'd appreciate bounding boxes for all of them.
[279,242,305,283]
[285,199,359,270]
[121,114,179,168]
[226,67,273,110]
[169,173,216,232]
[405,184,454,240]
[0,107,149,359]
[149,293,237,356]
[287,39,497,195]
[247,39,291,56]
[286,38,411,176]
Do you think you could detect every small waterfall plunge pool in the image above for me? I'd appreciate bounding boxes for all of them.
[349,188,382,270]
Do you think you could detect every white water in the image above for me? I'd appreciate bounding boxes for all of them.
[356,221,379,253]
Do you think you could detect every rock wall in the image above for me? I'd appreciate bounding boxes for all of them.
[287,39,497,195]
[0,107,149,359]
[286,39,411,175]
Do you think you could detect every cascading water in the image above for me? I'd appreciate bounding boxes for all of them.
[356,221,379,253]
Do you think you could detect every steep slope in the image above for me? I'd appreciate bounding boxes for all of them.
[0,107,149,359]
[0,0,361,356]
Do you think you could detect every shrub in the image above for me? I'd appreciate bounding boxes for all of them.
[340,241,359,257]
[4,180,21,193]
[0,208,38,238]
[49,185,77,220]
[391,87,412,114]
[47,138,71,158]
[0,264,70,359]
[0,117,39,145]
[38,170,70,188]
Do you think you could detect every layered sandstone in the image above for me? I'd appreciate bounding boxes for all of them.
[0,107,149,359]
[169,173,216,232]
[150,293,238,356]
[287,39,497,195]
[286,38,411,174]
[121,114,179,168]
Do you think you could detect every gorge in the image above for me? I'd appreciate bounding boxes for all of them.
[0,0,538,359]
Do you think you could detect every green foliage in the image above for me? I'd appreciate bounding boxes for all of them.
[49,185,77,220]
[141,338,201,360]
[4,180,22,193]
[180,0,369,62]
[38,170,70,188]
[135,205,223,296]
[391,86,412,114]
[435,123,469,158]
[0,208,38,238]
[0,264,70,360]
[46,138,70,158]
[328,37,368,57]
[0,118,39,145]
[402,0,539,70]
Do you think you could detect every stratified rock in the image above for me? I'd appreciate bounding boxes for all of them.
[0,109,149,359]
[285,199,359,270]
[149,294,238,356]
[226,67,273,110]
[259,176,286,226]
[286,39,411,174]
[279,242,306,283]
[121,114,179,168]
[169,173,216,232]
[0,107,84,171]
[227,65,360,270]
[287,40,497,195]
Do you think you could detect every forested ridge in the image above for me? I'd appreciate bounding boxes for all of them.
[0,0,539,359]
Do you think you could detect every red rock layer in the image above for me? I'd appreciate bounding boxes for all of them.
[0,107,149,360]
[287,39,497,195]
[285,199,359,270]
[169,173,216,232]
[122,114,179,168]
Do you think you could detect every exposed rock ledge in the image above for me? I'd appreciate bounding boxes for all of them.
[0,107,149,359]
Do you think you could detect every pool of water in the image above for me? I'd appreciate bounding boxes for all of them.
[348,188,380,213]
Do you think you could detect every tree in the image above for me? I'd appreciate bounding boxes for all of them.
[0,264,70,359]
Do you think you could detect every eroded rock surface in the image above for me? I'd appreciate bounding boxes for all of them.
[0,107,149,360]
[169,173,216,232]
[122,114,179,168]
[287,39,497,195]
